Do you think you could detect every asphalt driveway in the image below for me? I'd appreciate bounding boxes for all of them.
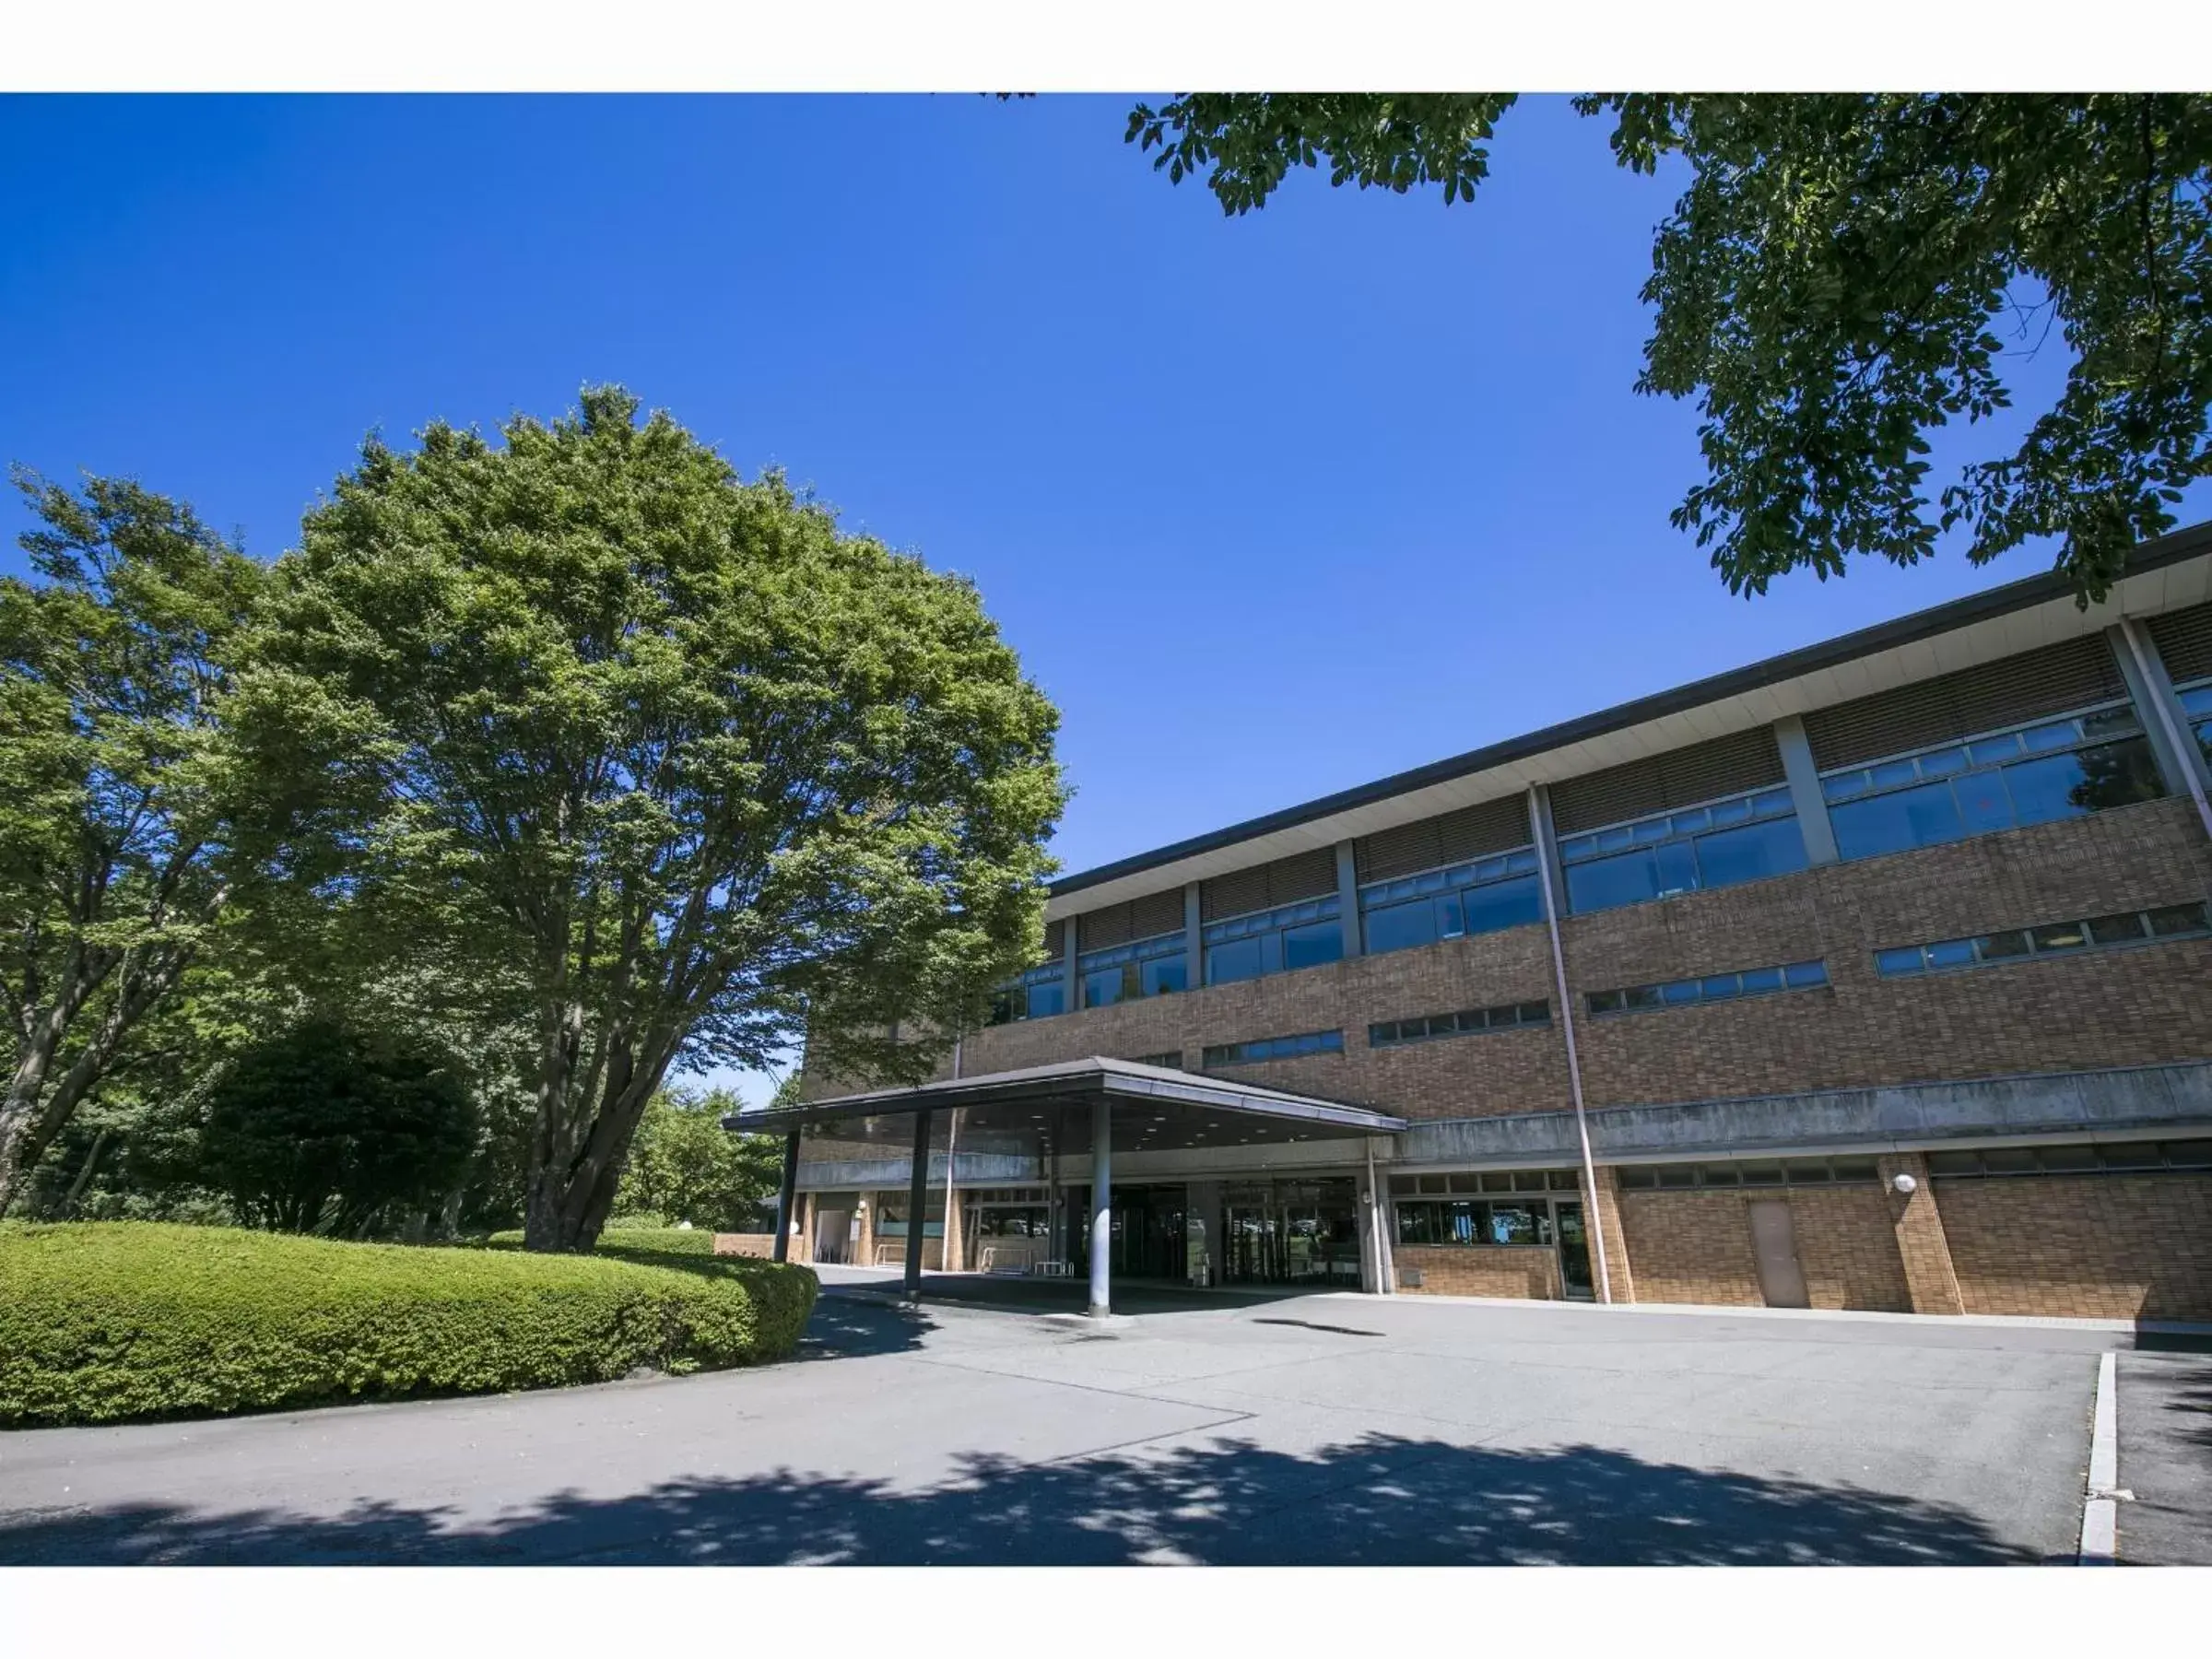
[0,1275,2170,1565]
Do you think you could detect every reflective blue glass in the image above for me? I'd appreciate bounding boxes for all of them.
[1364,898,1438,956]
[1083,967,1124,1008]
[1952,768,2012,833]
[1693,818,1807,889]
[1141,955,1187,997]
[1282,920,1343,971]
[1925,938,1977,968]
[1830,780,1966,859]
[1783,959,1830,987]
[2002,750,2090,826]
[1565,848,1662,912]
[1206,935,1263,985]
[1460,874,1543,935]
[1025,981,1065,1018]
[1875,947,1925,977]
[1653,839,1700,896]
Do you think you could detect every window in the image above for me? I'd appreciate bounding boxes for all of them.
[1201,1029,1344,1067]
[2178,682,2212,764]
[1204,896,1343,985]
[1125,1051,1183,1069]
[1615,1156,1878,1190]
[1822,703,2165,861]
[1359,849,1545,957]
[1586,959,1827,1018]
[1078,931,1189,1009]
[1391,1197,1560,1248]
[988,962,1067,1025]
[1923,1140,2212,1178]
[1370,1001,1550,1048]
[1558,788,1805,915]
[1873,901,2210,977]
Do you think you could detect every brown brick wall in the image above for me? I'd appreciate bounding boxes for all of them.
[1879,1152,1964,1315]
[1617,1190,1767,1307]
[1567,796,2212,1108]
[1616,1186,1912,1312]
[1394,1244,1562,1300]
[929,799,2212,1129]
[1936,1173,2212,1321]
[949,919,1568,1122]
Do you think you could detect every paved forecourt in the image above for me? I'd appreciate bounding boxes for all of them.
[0,1277,2163,1566]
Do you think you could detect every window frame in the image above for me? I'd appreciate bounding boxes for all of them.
[1873,900,2211,978]
[1819,699,2165,862]
[1556,786,1804,915]
[1586,959,1829,1018]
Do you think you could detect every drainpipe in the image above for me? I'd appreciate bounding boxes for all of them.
[2118,616,2212,843]
[943,1033,963,1274]
[1529,784,1613,1305]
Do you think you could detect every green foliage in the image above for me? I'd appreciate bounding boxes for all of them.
[488,1223,715,1258]
[230,385,1066,1252]
[0,473,270,1210]
[614,1088,782,1232]
[0,1220,818,1427]
[1124,93,2212,601]
[195,1016,478,1235]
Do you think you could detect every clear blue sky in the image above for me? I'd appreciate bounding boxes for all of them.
[6,94,2198,1096]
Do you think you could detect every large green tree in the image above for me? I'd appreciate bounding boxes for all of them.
[234,387,1065,1253]
[0,474,267,1212]
[1124,94,2212,600]
[613,1086,782,1231]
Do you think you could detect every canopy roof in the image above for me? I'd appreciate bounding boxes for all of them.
[722,1057,1407,1158]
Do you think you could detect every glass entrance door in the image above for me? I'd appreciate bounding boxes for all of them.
[1111,1184,1187,1281]
[1219,1177,1359,1285]
[1555,1200,1594,1300]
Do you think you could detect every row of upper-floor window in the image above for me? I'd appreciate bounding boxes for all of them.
[992,688,2203,1021]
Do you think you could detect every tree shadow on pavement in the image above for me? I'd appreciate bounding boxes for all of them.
[790,1290,935,1360]
[0,1430,2047,1566]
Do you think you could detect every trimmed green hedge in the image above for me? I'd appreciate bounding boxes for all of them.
[486,1225,715,1259]
[0,1221,818,1428]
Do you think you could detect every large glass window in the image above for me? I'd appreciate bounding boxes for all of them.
[1203,896,1342,985]
[1558,788,1805,915]
[1078,931,1189,1009]
[1822,703,2165,862]
[1359,848,1543,958]
[988,962,1067,1025]
[2180,682,2212,765]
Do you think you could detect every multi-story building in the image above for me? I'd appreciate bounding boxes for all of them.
[750,522,2212,1322]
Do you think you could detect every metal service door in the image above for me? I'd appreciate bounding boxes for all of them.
[1747,1199,1809,1309]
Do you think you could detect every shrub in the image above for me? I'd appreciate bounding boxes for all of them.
[196,1017,478,1235]
[0,1221,818,1428]
[487,1225,715,1260]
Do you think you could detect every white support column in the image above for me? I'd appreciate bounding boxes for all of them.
[1774,713,1840,865]
[1183,881,1204,992]
[1335,841,1363,958]
[2115,618,2212,841]
[1088,1095,1113,1317]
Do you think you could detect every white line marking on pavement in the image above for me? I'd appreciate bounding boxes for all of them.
[2079,1349,2118,1566]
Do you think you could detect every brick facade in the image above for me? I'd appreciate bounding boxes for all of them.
[1936,1173,2212,1321]
[1395,1244,1561,1300]
[1615,1186,1914,1312]
[788,572,2212,1325]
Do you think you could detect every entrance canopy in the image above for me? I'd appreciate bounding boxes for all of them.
[721,1056,1407,1155]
